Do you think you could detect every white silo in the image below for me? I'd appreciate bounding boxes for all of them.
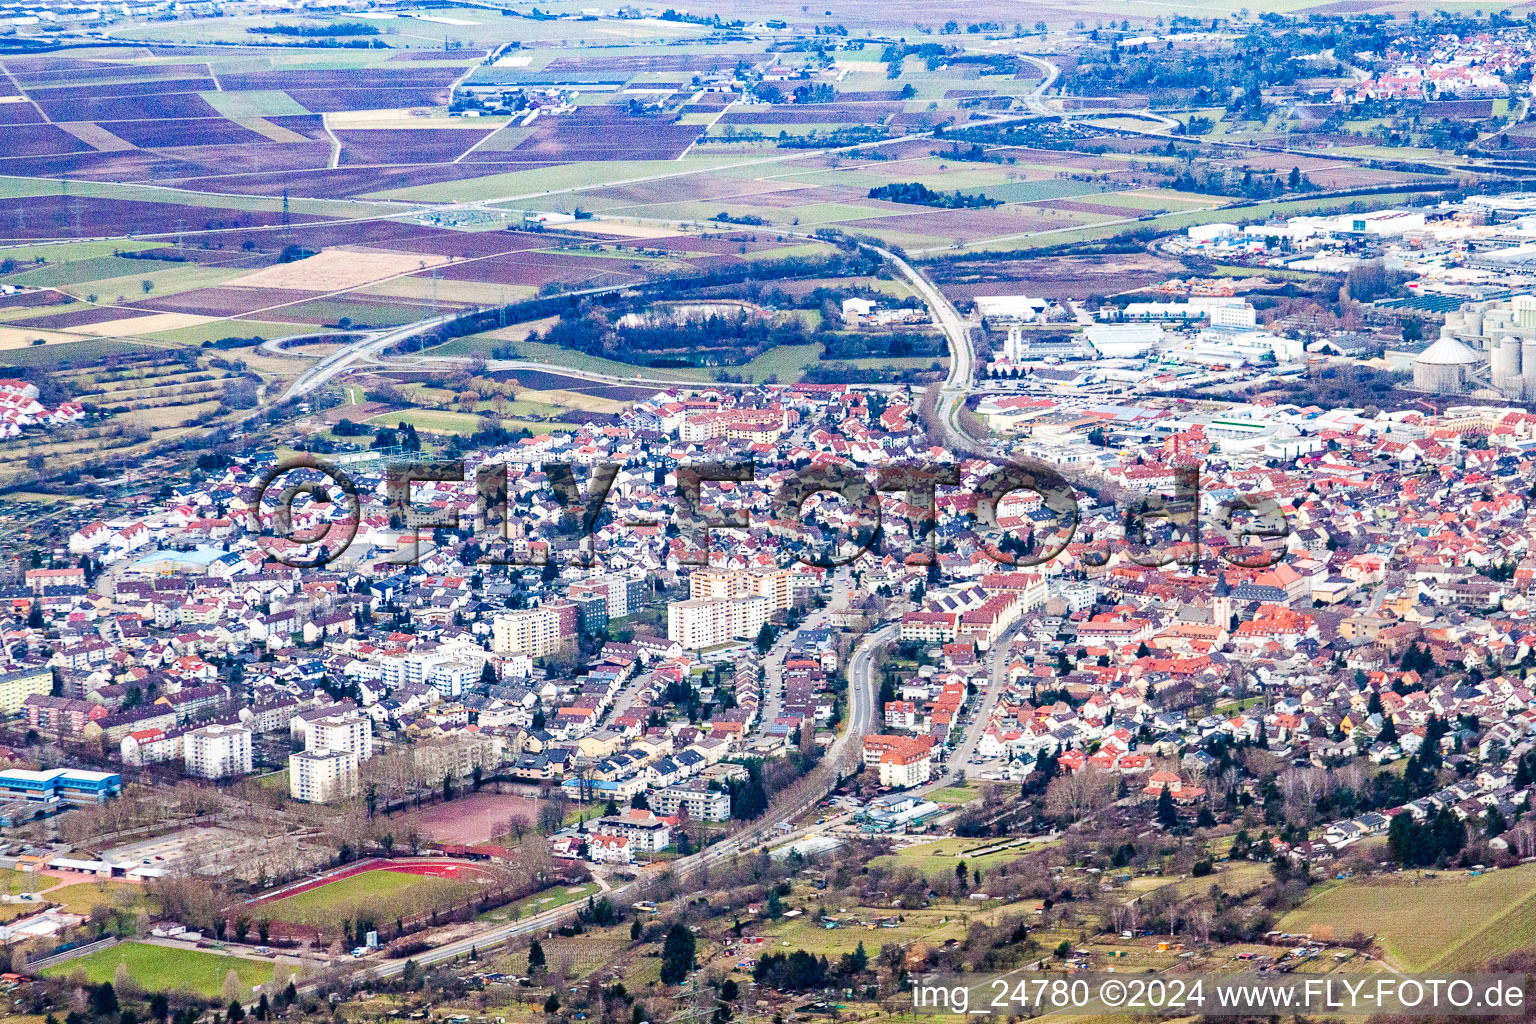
[1493,335,1521,395]
[1413,331,1484,394]
[1521,337,1536,399]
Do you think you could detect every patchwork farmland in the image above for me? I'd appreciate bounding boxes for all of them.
[0,0,1472,492]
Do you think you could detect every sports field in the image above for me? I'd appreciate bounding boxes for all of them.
[404,790,541,845]
[1278,863,1536,970]
[42,941,272,998]
[257,863,484,926]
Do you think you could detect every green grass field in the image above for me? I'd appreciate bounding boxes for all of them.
[867,836,1049,877]
[43,942,273,998]
[0,175,399,219]
[479,881,600,924]
[146,319,313,347]
[5,256,184,289]
[373,157,747,204]
[276,299,430,328]
[200,90,312,118]
[954,188,1433,255]
[0,868,44,920]
[1278,863,1536,970]
[0,240,166,262]
[508,338,824,384]
[258,868,470,926]
[45,881,149,916]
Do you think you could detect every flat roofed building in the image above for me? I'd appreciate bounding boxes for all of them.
[183,723,252,779]
[289,749,359,804]
[306,711,373,761]
[0,666,51,715]
[492,607,563,658]
[0,767,121,805]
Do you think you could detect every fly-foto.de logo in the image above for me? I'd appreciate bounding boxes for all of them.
[247,454,1290,572]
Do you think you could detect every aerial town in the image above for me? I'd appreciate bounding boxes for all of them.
[4,1,1536,1023]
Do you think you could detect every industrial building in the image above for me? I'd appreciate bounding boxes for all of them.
[1410,294,1536,397]
[0,767,121,807]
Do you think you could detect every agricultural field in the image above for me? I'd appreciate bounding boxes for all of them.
[0,345,254,485]
[0,10,1440,458]
[1277,863,1536,971]
[366,407,584,436]
[478,338,831,385]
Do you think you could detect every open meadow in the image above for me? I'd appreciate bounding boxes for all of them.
[43,942,274,999]
[1278,863,1536,971]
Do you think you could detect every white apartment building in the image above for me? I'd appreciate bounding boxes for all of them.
[289,748,359,804]
[306,711,373,761]
[649,782,731,820]
[428,657,480,698]
[594,809,671,853]
[570,572,646,619]
[688,566,793,612]
[183,723,253,779]
[878,747,933,789]
[380,646,489,698]
[1210,303,1258,329]
[120,727,180,767]
[491,607,563,658]
[666,595,770,650]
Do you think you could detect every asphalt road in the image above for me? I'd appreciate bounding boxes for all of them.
[918,620,1023,794]
[854,241,981,455]
[278,313,461,403]
[758,568,852,737]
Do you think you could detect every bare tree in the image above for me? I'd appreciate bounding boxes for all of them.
[519,831,554,887]
[1187,905,1212,944]
[1512,820,1536,858]
[1044,766,1116,823]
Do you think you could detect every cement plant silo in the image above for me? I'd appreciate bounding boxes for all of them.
[1523,337,1536,399]
[1412,332,1484,394]
[1445,308,1484,340]
[1493,335,1522,395]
